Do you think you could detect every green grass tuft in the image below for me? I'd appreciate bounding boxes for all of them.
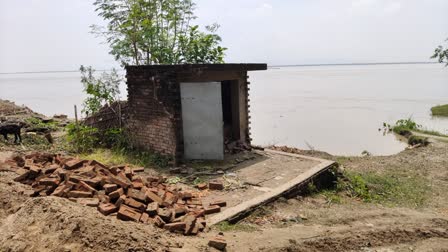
[80,148,170,168]
[342,170,431,208]
[215,221,258,232]
[431,104,448,117]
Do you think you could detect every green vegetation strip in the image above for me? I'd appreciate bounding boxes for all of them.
[318,170,431,208]
[431,104,448,117]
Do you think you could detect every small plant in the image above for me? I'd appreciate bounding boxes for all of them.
[361,150,371,156]
[80,65,121,116]
[66,123,99,153]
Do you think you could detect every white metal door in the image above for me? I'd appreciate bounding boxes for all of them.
[180,82,224,160]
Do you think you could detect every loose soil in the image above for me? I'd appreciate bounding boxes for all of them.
[1,100,448,251]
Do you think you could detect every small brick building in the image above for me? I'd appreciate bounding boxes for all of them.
[125,64,267,162]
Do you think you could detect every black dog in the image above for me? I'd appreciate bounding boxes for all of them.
[0,122,25,143]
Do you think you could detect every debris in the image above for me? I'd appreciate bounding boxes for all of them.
[7,152,228,235]
[208,236,227,250]
[208,180,224,190]
[197,183,208,190]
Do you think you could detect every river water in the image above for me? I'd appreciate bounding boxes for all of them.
[1,63,447,156]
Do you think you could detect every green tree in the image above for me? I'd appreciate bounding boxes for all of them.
[91,0,226,66]
[80,65,121,116]
[432,38,448,66]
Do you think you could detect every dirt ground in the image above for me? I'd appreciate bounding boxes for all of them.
[1,100,448,251]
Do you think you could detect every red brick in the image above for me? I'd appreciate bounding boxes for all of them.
[98,203,118,215]
[109,174,131,189]
[208,181,224,190]
[39,177,60,187]
[51,184,67,197]
[109,188,124,200]
[183,214,197,235]
[14,168,30,182]
[115,195,127,207]
[127,188,146,202]
[196,183,207,190]
[153,215,165,227]
[64,159,86,170]
[67,190,92,198]
[117,205,142,222]
[78,181,97,193]
[204,205,221,215]
[146,202,159,216]
[103,184,118,194]
[131,181,144,189]
[124,197,146,212]
[208,236,227,250]
[140,212,150,223]
[157,208,173,222]
[164,222,186,232]
[145,190,163,204]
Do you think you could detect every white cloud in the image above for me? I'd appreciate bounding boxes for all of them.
[255,3,273,16]
[384,2,402,13]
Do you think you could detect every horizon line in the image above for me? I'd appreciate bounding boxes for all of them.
[0,61,441,75]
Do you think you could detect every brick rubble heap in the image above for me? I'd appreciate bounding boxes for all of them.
[6,153,227,235]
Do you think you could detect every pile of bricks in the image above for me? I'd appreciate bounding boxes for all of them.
[6,152,227,235]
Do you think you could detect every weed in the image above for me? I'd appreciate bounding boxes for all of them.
[383,117,447,138]
[341,170,430,208]
[80,148,170,168]
[215,221,258,232]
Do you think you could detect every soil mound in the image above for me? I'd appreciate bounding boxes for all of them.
[0,196,176,252]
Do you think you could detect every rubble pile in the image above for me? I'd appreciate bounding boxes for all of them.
[5,152,227,235]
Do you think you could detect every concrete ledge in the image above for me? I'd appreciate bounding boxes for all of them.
[208,150,335,225]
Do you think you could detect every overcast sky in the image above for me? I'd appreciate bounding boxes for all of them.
[0,0,447,72]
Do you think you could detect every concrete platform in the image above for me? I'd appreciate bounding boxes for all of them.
[203,149,335,225]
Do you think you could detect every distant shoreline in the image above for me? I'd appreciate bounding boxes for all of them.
[0,61,442,75]
[270,61,441,68]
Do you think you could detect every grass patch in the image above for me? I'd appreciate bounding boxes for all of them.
[215,221,258,232]
[80,148,170,168]
[341,170,431,208]
[386,118,447,139]
[431,104,448,117]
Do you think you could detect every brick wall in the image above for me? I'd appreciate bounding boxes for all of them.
[125,68,183,161]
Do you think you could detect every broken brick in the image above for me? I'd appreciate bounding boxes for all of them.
[208,236,227,250]
[127,188,146,202]
[146,202,159,217]
[145,190,163,204]
[153,215,165,228]
[78,181,97,193]
[115,195,127,207]
[183,214,197,235]
[64,159,86,170]
[140,212,149,223]
[117,205,142,222]
[109,188,124,200]
[208,181,224,190]
[98,203,118,215]
[124,197,146,212]
[103,184,118,194]
[39,177,60,187]
[164,222,186,232]
[196,183,207,190]
[131,181,144,189]
[14,168,30,182]
[157,208,173,222]
[67,190,92,198]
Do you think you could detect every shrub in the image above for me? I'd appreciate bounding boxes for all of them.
[66,123,99,153]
